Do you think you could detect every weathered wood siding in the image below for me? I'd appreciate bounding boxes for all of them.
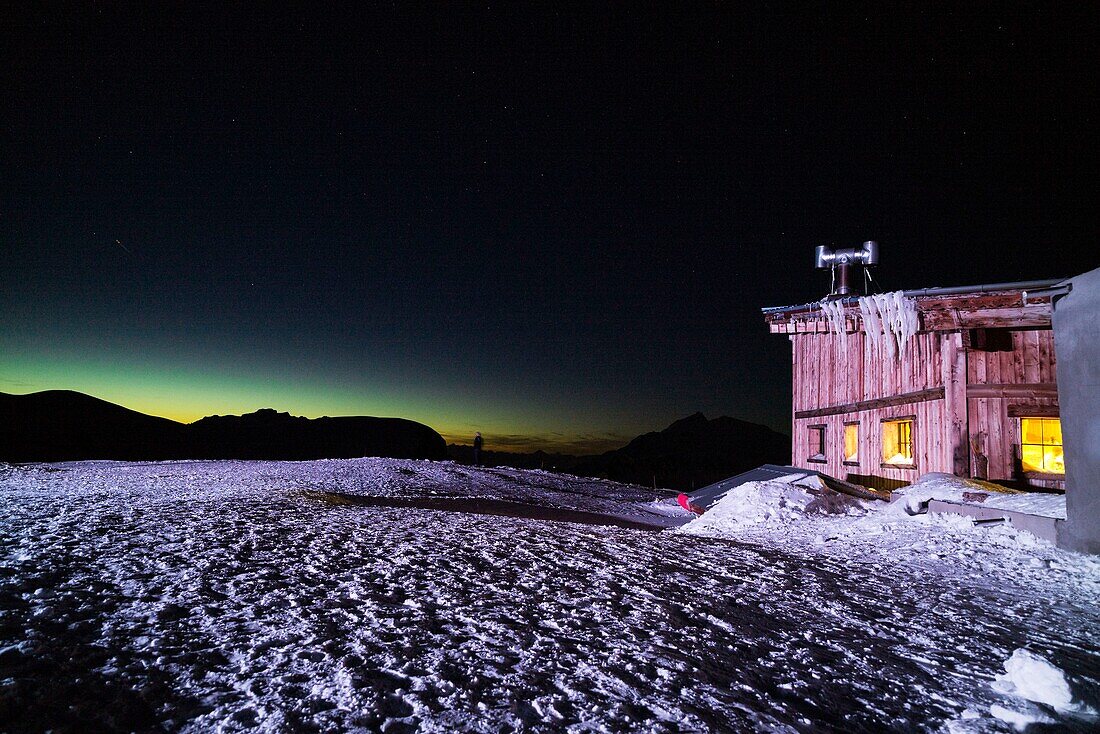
[792,403,941,490]
[788,324,1061,490]
[966,329,1060,487]
[790,330,950,488]
[791,330,945,412]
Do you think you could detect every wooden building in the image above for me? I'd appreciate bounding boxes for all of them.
[762,281,1067,492]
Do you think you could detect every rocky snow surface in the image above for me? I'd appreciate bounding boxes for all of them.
[1,459,1098,733]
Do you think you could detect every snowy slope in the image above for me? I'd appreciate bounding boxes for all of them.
[2,459,1098,732]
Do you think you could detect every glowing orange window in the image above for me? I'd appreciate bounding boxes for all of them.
[843,422,859,463]
[882,418,914,466]
[1021,418,1064,474]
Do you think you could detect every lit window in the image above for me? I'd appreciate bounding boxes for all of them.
[882,418,914,466]
[843,422,859,463]
[1021,418,1064,474]
[807,425,826,462]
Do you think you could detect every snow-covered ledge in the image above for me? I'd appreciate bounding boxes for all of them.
[924,500,1060,544]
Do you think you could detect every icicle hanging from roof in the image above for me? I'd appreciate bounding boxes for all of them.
[859,296,885,355]
[819,298,849,360]
[858,291,918,361]
[886,291,919,359]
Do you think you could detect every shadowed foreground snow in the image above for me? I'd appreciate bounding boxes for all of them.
[1,459,1098,732]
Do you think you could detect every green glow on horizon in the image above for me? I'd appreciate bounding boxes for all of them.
[0,350,636,453]
[1,353,413,421]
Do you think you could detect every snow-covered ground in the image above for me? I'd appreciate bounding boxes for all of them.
[2,459,1098,732]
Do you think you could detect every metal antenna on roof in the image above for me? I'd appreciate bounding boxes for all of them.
[815,241,879,298]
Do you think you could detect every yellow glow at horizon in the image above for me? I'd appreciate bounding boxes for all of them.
[0,353,628,453]
[1,353,449,427]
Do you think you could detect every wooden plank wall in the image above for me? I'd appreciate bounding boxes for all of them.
[788,326,1061,489]
[780,295,1061,490]
[790,329,951,487]
[791,330,944,412]
[792,401,943,490]
[966,329,1060,486]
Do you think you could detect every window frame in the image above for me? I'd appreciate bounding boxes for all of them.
[842,421,860,466]
[1019,416,1065,476]
[880,415,917,470]
[807,424,827,464]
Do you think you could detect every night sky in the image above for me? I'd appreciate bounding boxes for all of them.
[2,5,1096,452]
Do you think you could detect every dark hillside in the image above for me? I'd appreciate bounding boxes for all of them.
[0,391,446,462]
[570,413,791,491]
[0,390,185,461]
[447,413,791,492]
[187,409,446,460]
[446,444,578,471]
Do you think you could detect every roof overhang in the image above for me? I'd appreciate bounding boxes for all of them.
[762,279,1065,335]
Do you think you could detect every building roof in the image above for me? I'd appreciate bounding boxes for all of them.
[761,278,1066,317]
[761,278,1068,335]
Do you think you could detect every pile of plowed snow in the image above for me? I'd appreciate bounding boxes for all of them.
[679,473,864,535]
[680,475,804,529]
[676,471,1097,604]
[680,471,1068,542]
[892,472,1067,519]
[987,648,1098,730]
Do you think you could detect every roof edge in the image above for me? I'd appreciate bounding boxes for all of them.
[761,278,1067,316]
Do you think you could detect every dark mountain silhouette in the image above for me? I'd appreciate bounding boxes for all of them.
[446,444,578,471]
[568,412,791,491]
[0,390,446,462]
[0,390,185,461]
[446,413,791,491]
[187,409,446,460]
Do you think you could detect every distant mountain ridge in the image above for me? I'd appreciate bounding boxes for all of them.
[449,412,791,491]
[0,390,446,462]
[3,392,790,484]
[446,444,578,471]
[569,412,791,490]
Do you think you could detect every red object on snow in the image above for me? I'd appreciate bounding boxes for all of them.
[677,493,704,515]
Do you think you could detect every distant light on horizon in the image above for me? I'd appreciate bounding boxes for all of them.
[0,349,648,454]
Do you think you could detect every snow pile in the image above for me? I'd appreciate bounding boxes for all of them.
[688,478,815,527]
[992,649,1095,715]
[887,472,1068,520]
[887,472,1015,513]
[981,492,1067,519]
[677,470,1100,602]
[987,704,1054,731]
[677,473,1038,543]
[859,291,918,360]
[679,474,864,536]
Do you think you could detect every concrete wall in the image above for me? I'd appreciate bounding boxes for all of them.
[1053,266,1100,554]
